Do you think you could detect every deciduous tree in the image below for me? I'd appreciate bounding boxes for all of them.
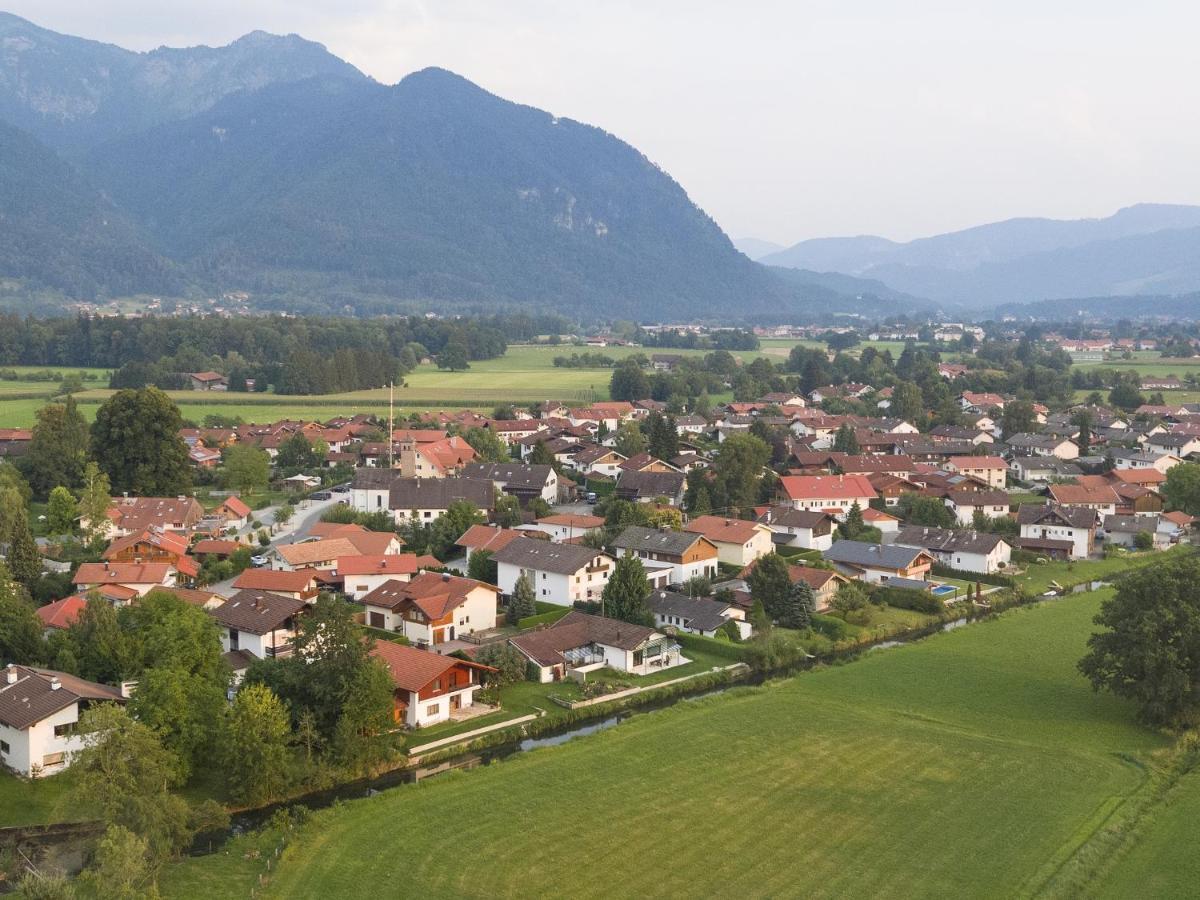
[47,485,78,535]
[90,388,191,496]
[222,684,293,805]
[747,553,792,621]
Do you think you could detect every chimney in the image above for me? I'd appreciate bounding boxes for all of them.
[50,677,61,691]
[5,665,16,685]
[442,573,450,582]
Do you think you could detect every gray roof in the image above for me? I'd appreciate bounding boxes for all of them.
[822,540,931,570]
[389,477,495,511]
[509,610,658,665]
[462,463,555,490]
[1103,514,1161,533]
[759,508,834,529]
[946,490,1011,507]
[352,468,399,490]
[647,590,734,632]
[894,526,1006,555]
[492,540,610,575]
[611,525,707,557]
[614,470,685,499]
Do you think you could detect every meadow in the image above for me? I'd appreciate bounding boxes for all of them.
[159,590,1184,899]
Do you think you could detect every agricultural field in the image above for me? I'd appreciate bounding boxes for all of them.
[160,590,1183,899]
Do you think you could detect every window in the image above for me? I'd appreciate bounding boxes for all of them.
[53,723,76,738]
[356,585,368,593]
[42,752,65,767]
[0,740,9,754]
[433,678,441,691]
[426,704,440,716]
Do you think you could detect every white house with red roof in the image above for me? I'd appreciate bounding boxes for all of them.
[359,572,499,643]
[370,641,495,727]
[943,456,1008,490]
[340,554,440,600]
[73,562,176,600]
[777,474,878,515]
[682,516,775,567]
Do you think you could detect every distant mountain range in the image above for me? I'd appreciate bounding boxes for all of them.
[761,204,1200,309]
[0,12,868,320]
[732,238,785,260]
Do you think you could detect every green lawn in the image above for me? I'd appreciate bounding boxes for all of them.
[1016,545,1191,594]
[1095,768,1200,899]
[160,589,1174,899]
[0,768,82,827]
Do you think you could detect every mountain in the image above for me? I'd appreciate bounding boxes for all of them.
[732,237,785,260]
[767,267,928,316]
[763,204,1200,308]
[0,12,364,152]
[0,118,177,298]
[80,68,812,318]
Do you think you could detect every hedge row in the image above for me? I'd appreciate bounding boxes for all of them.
[675,631,750,662]
[930,562,1015,587]
[871,585,944,614]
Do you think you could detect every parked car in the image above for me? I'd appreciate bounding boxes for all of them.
[311,490,332,501]
[332,483,350,493]
[250,555,268,568]
[585,491,598,504]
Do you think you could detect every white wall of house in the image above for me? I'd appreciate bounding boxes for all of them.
[352,486,391,512]
[785,496,873,514]
[345,572,414,601]
[407,684,480,728]
[363,606,404,632]
[402,589,498,644]
[220,627,293,659]
[391,507,452,524]
[947,501,1009,526]
[932,543,1011,574]
[0,703,94,778]
[710,531,774,567]
[771,526,833,551]
[1020,524,1091,559]
[495,560,610,606]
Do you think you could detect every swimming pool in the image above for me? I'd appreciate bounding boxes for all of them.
[930,584,958,596]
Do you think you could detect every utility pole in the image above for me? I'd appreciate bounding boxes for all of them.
[388,381,395,469]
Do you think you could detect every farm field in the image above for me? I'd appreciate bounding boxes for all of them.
[1073,356,1200,377]
[160,590,1178,899]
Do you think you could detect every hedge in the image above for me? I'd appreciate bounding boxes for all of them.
[676,631,750,662]
[518,608,572,629]
[930,562,1015,587]
[871,585,944,614]
[811,613,854,641]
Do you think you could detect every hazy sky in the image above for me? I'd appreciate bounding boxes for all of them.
[11,1,1200,245]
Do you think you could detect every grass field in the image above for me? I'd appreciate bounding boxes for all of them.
[1014,544,1191,594]
[159,590,1179,899]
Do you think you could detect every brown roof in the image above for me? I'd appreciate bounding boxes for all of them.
[509,610,658,667]
[102,529,190,560]
[684,515,769,545]
[361,572,497,616]
[209,590,306,635]
[153,586,224,607]
[492,540,609,575]
[338,554,436,577]
[369,640,494,693]
[232,569,315,593]
[218,496,252,518]
[1048,484,1120,505]
[276,538,360,567]
[74,562,172,586]
[35,596,87,630]
[537,514,605,529]
[0,665,123,730]
[456,524,528,553]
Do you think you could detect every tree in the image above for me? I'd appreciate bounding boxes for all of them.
[275,433,321,471]
[79,824,157,900]
[475,643,528,685]
[129,665,227,780]
[67,596,132,684]
[1163,462,1200,515]
[601,554,653,625]
[842,501,866,538]
[890,381,925,423]
[897,493,956,528]
[468,548,498,584]
[747,554,792,621]
[436,341,470,371]
[1133,530,1154,551]
[78,462,112,546]
[223,445,271,496]
[1072,409,1094,454]
[779,579,816,630]
[528,440,555,467]
[47,485,78,535]
[91,388,191,496]
[748,599,772,635]
[609,360,650,401]
[507,572,537,624]
[222,684,293,805]
[1000,400,1035,440]
[331,658,397,771]
[0,563,43,665]
[830,581,870,617]
[1108,371,1145,412]
[710,433,770,513]
[24,396,89,496]
[493,493,522,528]
[832,423,860,454]
[613,422,647,458]
[70,704,196,861]
[464,427,510,463]
[1079,557,1200,724]
[429,500,485,560]
[4,508,42,588]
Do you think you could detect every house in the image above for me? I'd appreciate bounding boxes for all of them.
[370,641,495,728]
[682,516,775,567]
[1017,504,1099,559]
[1145,432,1200,457]
[0,428,32,458]
[570,446,627,479]
[1047,484,1119,518]
[531,514,606,542]
[960,391,1006,413]
[189,371,228,391]
[756,508,835,551]
[862,507,901,535]
[340,554,439,601]
[944,490,1011,526]
[90,496,205,539]
[650,354,685,371]
[455,524,531,563]
[385,477,496,523]
[893,526,1011,574]
[303,523,405,557]
[1009,457,1083,483]
[101,528,198,581]
[613,470,686,506]
[777,474,877,514]
[492,541,615,606]
[737,558,849,611]
[359,572,499,644]
[1107,448,1181,473]
[462,463,559,504]
[509,610,684,682]
[272,538,360,572]
[943,456,1008,489]
[231,568,318,602]
[610,526,720,585]
[72,562,175,600]
[210,590,307,659]
[394,435,477,478]
[1103,514,1169,550]
[647,590,750,639]
[0,665,124,778]
[1006,433,1080,460]
[822,540,936,583]
[213,496,252,530]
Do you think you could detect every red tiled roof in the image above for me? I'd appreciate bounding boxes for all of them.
[218,496,252,518]
[779,474,877,502]
[683,515,768,545]
[35,596,87,629]
[232,569,315,592]
[456,525,527,553]
[369,641,494,693]
[74,562,171,586]
[337,554,434,577]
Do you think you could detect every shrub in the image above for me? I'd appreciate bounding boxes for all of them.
[873,585,944,614]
